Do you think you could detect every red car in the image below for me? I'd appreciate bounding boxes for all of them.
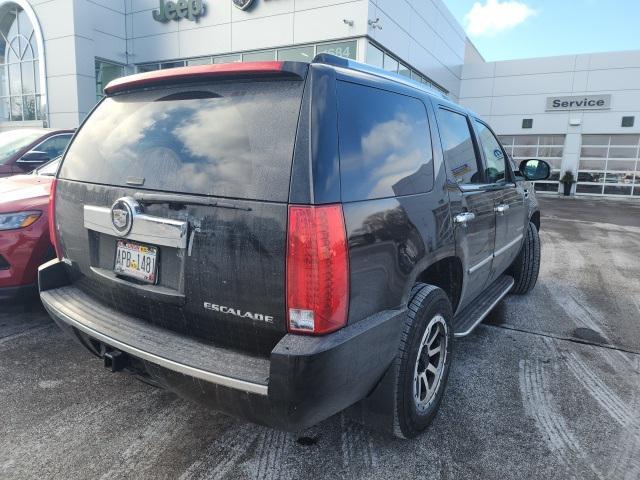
[0,158,59,299]
[0,128,74,178]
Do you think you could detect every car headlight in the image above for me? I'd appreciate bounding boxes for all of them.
[0,211,42,231]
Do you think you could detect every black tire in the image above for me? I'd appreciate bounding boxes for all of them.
[391,284,453,439]
[509,222,541,295]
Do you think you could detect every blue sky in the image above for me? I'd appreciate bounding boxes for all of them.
[442,0,640,61]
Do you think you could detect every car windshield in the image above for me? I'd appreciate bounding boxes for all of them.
[34,157,61,176]
[0,130,45,164]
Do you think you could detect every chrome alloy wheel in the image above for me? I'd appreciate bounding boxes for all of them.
[413,314,448,412]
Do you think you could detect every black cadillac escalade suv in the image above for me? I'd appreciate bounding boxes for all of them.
[39,55,549,438]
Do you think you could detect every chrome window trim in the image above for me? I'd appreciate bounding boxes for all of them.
[84,205,188,249]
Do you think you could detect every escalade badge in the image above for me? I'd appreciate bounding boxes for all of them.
[204,302,274,323]
[111,198,138,236]
[233,0,255,10]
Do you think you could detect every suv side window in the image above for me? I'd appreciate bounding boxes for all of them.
[437,109,482,184]
[474,120,507,183]
[35,134,72,159]
[337,81,434,201]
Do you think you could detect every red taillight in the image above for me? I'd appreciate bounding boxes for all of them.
[48,178,61,259]
[286,204,349,335]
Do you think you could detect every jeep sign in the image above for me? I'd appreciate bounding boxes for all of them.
[153,0,205,22]
[546,95,611,111]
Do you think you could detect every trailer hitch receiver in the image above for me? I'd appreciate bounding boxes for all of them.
[104,349,129,372]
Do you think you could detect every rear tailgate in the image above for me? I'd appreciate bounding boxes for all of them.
[54,71,307,355]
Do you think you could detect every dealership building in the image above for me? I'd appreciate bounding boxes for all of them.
[1,0,639,197]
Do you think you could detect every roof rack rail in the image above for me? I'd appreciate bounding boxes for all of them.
[312,53,447,99]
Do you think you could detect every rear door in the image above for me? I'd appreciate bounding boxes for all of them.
[435,107,496,311]
[55,77,306,355]
[472,119,526,281]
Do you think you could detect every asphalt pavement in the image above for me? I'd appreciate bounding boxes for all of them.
[0,195,638,480]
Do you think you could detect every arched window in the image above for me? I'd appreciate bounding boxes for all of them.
[0,2,41,122]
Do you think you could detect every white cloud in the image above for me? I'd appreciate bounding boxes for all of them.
[464,0,536,37]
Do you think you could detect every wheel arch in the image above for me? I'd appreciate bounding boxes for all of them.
[414,256,463,312]
[530,210,541,231]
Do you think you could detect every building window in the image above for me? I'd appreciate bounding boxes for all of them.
[95,59,124,101]
[398,62,411,78]
[160,60,185,69]
[135,40,358,73]
[316,40,357,60]
[214,54,241,64]
[522,119,533,129]
[242,50,276,62]
[577,135,639,196]
[187,57,211,66]
[277,46,314,62]
[366,42,384,68]
[622,116,635,127]
[137,63,159,73]
[0,3,41,122]
[133,38,447,96]
[383,54,399,73]
[364,41,448,95]
[136,61,185,72]
[500,135,565,193]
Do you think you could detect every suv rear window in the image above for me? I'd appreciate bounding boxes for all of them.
[59,80,305,202]
[337,81,434,202]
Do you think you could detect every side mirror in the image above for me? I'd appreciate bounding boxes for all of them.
[17,150,51,167]
[519,159,550,181]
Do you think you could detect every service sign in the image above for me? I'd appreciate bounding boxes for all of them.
[546,95,611,111]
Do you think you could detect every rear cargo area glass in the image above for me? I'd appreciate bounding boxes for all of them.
[59,80,304,202]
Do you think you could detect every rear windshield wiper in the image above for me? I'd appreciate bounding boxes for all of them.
[133,192,252,211]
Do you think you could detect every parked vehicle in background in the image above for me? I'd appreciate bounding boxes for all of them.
[0,157,60,300]
[40,55,550,438]
[0,129,73,178]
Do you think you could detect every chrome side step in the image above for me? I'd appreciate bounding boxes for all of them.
[453,275,514,338]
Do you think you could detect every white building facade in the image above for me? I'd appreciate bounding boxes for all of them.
[2,0,465,128]
[1,0,639,197]
[460,51,640,197]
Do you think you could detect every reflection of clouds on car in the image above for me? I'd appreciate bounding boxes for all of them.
[60,82,302,201]
[172,100,253,195]
[350,113,429,198]
[359,114,414,161]
[337,83,434,201]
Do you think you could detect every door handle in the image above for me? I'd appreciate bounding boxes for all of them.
[454,212,476,226]
[495,204,510,215]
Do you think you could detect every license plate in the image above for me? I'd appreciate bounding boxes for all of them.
[114,240,158,284]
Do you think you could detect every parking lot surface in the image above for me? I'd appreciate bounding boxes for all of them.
[1,196,639,480]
